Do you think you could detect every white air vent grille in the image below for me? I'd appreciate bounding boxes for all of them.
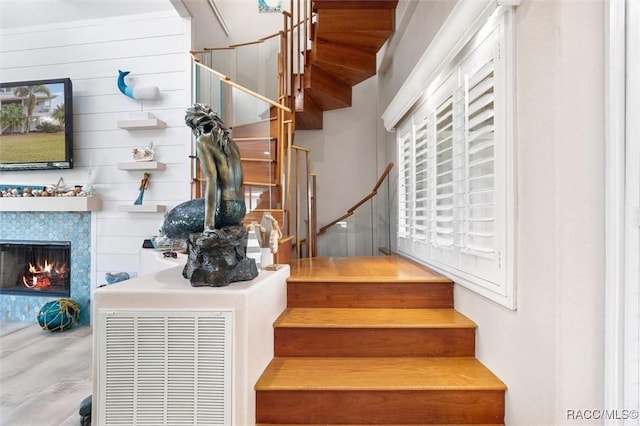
[98,310,232,426]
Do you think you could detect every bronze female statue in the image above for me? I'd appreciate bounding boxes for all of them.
[184,103,246,235]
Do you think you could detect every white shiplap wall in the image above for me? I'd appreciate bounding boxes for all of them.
[0,11,193,290]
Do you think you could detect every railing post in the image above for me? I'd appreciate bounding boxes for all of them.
[306,150,313,257]
[295,149,301,258]
[311,173,318,257]
[285,120,293,239]
[289,0,295,112]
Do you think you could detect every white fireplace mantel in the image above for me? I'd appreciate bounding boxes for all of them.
[0,196,101,212]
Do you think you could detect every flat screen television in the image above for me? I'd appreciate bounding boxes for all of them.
[0,77,73,171]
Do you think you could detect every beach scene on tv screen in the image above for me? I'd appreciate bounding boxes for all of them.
[0,82,67,164]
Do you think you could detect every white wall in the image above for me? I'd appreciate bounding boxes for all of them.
[216,0,286,46]
[378,0,606,424]
[179,0,286,50]
[0,11,193,288]
[295,77,380,245]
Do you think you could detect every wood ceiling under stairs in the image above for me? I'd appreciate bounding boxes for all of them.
[295,0,398,130]
[255,256,507,425]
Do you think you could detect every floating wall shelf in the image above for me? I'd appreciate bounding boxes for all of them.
[117,112,166,130]
[117,161,166,171]
[117,118,166,130]
[0,196,101,212]
[117,204,167,213]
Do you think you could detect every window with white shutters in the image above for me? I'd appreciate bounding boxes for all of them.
[396,6,515,308]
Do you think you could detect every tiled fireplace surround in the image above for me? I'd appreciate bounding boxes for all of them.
[0,211,92,325]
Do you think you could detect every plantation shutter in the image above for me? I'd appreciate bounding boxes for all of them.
[434,95,455,248]
[456,24,502,285]
[465,59,496,257]
[397,122,413,245]
[396,7,513,307]
[413,113,430,245]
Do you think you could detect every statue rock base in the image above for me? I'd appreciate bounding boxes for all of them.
[183,225,258,287]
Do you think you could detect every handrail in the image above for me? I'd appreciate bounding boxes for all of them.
[190,54,292,113]
[318,163,394,235]
[372,162,395,194]
[197,11,311,53]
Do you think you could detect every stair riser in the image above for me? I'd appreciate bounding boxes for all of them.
[256,424,504,426]
[305,65,352,110]
[312,0,399,10]
[231,117,277,139]
[295,91,323,130]
[237,139,277,160]
[312,40,376,75]
[316,9,394,36]
[242,161,277,184]
[287,282,454,308]
[256,390,505,424]
[274,328,475,357]
[245,187,281,210]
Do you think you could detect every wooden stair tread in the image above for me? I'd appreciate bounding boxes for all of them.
[288,256,451,283]
[256,357,506,391]
[313,0,399,9]
[275,307,476,328]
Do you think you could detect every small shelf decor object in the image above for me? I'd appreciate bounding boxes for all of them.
[134,172,150,205]
[132,141,155,162]
[38,298,81,332]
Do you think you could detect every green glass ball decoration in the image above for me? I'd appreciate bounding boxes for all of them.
[37,299,81,332]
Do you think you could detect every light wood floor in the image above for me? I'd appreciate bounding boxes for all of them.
[0,321,92,426]
[288,255,448,282]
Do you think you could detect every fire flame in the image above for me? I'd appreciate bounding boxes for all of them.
[22,260,61,289]
[28,261,52,274]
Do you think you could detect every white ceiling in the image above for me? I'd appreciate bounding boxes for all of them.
[0,0,179,30]
[0,0,290,54]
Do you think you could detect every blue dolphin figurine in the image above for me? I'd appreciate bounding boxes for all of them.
[117,70,135,99]
[118,70,159,100]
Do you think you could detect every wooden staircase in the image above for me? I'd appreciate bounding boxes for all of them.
[255,256,506,425]
[190,0,400,258]
[231,114,285,227]
[295,0,398,130]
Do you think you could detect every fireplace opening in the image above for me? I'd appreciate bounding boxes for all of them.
[0,240,71,297]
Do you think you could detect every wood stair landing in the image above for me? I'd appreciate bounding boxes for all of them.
[255,256,506,425]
